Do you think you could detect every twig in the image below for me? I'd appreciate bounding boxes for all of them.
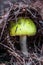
[0,43,24,65]
[6,34,15,50]
[0,1,13,41]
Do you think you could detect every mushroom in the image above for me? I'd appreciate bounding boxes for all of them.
[9,17,37,57]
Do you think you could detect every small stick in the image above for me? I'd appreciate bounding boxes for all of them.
[0,43,24,64]
[0,1,13,40]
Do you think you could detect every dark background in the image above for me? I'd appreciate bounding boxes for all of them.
[0,0,43,19]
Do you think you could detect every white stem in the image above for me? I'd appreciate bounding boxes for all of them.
[20,36,28,57]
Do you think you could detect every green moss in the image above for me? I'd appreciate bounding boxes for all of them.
[9,17,37,36]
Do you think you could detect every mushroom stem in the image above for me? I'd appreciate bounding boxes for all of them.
[20,36,28,57]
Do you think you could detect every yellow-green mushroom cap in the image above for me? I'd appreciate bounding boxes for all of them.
[9,17,37,36]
